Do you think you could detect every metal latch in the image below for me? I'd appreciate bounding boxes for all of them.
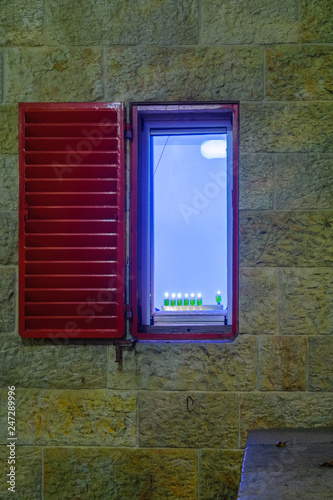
[125,305,133,320]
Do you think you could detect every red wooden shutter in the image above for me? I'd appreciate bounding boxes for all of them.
[19,103,125,338]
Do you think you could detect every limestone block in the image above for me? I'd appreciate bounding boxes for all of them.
[0,52,2,101]
[0,156,18,211]
[199,449,243,500]
[0,332,107,389]
[240,103,333,153]
[12,390,136,446]
[201,0,298,44]
[108,335,256,391]
[138,392,238,448]
[4,48,103,102]
[239,154,274,210]
[275,154,333,210]
[300,0,333,42]
[239,268,278,334]
[105,46,263,102]
[0,105,18,154]
[240,211,333,267]
[258,336,307,391]
[240,393,333,447]
[308,337,333,391]
[279,268,333,335]
[0,212,18,265]
[0,267,16,332]
[46,0,198,45]
[266,45,333,100]
[0,0,44,45]
[44,447,197,499]
[0,447,42,499]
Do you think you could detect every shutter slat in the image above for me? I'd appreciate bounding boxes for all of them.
[26,289,116,302]
[26,262,115,274]
[25,220,118,233]
[26,233,117,247]
[26,179,118,192]
[25,124,118,138]
[26,302,118,316]
[26,275,117,288]
[25,152,118,165]
[26,193,118,206]
[25,137,118,151]
[25,317,118,330]
[28,207,119,219]
[26,166,118,179]
[25,248,117,261]
[19,103,125,338]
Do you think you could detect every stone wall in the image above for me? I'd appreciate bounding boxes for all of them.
[0,0,333,498]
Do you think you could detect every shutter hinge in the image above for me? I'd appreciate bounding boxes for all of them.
[125,123,133,140]
[125,304,133,320]
[114,339,136,363]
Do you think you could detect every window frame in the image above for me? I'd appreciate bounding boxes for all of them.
[130,103,239,341]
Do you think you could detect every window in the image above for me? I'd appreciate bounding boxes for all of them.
[19,102,238,341]
[131,104,238,341]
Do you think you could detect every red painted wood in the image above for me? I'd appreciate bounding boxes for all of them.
[19,102,125,339]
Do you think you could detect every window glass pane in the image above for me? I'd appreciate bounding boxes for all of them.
[152,133,228,311]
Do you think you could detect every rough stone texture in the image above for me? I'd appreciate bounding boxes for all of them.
[0,105,18,154]
[266,45,333,100]
[4,48,103,102]
[0,267,16,332]
[0,52,2,101]
[0,446,42,499]
[257,336,307,391]
[201,0,298,45]
[239,393,333,447]
[46,0,198,46]
[240,210,333,267]
[44,447,197,500]
[108,335,256,391]
[279,268,333,335]
[0,0,44,46]
[10,390,136,446]
[199,449,243,500]
[139,392,238,448]
[0,212,18,265]
[275,154,333,210]
[240,103,333,153]
[239,268,278,334]
[0,156,18,211]
[105,46,263,102]
[239,154,274,210]
[0,332,107,389]
[308,337,333,391]
[300,0,333,43]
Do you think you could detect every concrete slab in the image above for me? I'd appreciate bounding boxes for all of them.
[238,427,333,499]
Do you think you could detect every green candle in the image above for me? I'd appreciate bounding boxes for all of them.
[216,290,221,304]
[164,292,170,306]
[184,293,189,306]
[190,293,195,306]
[171,293,176,306]
[197,293,202,306]
[177,293,182,306]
